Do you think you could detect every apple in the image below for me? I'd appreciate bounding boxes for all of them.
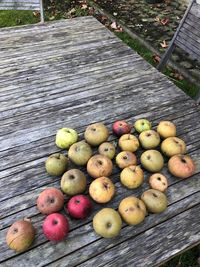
[134,119,151,133]
[157,121,176,139]
[149,173,168,192]
[84,122,109,146]
[89,176,115,203]
[168,154,196,179]
[112,120,131,137]
[98,142,116,159]
[68,141,92,166]
[93,208,122,238]
[45,153,68,176]
[120,165,144,189]
[6,219,35,252]
[87,154,113,179]
[66,195,92,219]
[118,134,139,152]
[139,130,160,149]
[118,196,146,225]
[42,213,69,242]
[55,128,78,149]
[116,151,137,169]
[140,150,164,172]
[36,188,64,214]
[141,189,168,213]
[161,137,186,157]
[60,169,87,195]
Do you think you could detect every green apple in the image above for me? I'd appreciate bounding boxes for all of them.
[84,122,109,146]
[139,130,160,149]
[45,153,68,176]
[134,119,151,133]
[55,128,78,149]
[60,169,86,195]
[98,142,116,159]
[141,189,168,213]
[140,150,164,172]
[68,141,92,166]
[93,208,122,238]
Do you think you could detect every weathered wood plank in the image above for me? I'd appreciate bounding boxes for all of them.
[43,192,200,267]
[76,205,200,267]
[189,1,200,18]
[0,176,199,265]
[0,96,196,174]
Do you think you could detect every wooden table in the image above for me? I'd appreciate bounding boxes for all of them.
[0,16,200,267]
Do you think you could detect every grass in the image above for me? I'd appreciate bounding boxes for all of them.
[0,9,199,267]
[0,10,39,27]
[115,31,200,99]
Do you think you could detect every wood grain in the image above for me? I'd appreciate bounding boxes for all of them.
[0,16,200,266]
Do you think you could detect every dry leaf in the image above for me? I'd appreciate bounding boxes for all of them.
[110,21,118,30]
[153,54,161,63]
[154,16,160,22]
[81,4,88,9]
[161,18,170,25]
[160,40,168,48]
[115,27,123,32]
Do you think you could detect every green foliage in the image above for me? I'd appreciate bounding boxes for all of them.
[115,31,200,99]
[0,10,38,27]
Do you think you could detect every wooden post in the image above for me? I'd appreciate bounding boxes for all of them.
[40,0,44,23]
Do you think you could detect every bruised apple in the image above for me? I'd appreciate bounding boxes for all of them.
[98,142,116,159]
[66,195,92,219]
[89,177,115,203]
[6,219,35,252]
[140,150,164,172]
[157,121,176,139]
[87,154,113,179]
[149,173,168,192]
[60,169,87,195]
[168,154,196,179]
[84,122,109,146]
[116,151,137,169]
[93,208,122,238]
[118,196,146,225]
[141,189,167,213]
[118,134,139,152]
[68,141,92,166]
[161,137,186,157]
[120,165,144,189]
[112,120,131,137]
[36,188,64,214]
[139,130,160,149]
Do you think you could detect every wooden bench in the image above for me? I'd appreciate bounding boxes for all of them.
[157,0,200,103]
[0,0,44,22]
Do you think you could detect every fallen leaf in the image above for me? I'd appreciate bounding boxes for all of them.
[170,71,184,80]
[160,40,168,48]
[110,21,118,30]
[113,12,118,16]
[161,18,170,25]
[154,16,160,22]
[81,4,88,9]
[152,54,161,63]
[115,27,123,32]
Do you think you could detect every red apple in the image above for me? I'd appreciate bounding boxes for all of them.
[36,187,64,215]
[42,213,69,242]
[112,120,131,137]
[66,195,92,219]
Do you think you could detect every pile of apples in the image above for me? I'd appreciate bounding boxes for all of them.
[6,119,196,251]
